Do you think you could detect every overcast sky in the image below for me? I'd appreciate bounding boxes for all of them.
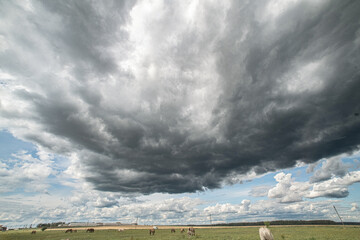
[1,0,360,226]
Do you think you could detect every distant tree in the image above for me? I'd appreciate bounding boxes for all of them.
[41,226,47,231]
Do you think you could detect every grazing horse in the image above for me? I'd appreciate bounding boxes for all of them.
[65,229,73,233]
[188,227,195,236]
[149,229,155,235]
[31,230,36,234]
[259,227,274,240]
[118,228,124,232]
[180,228,185,233]
[73,229,77,233]
[171,228,176,233]
[86,228,95,233]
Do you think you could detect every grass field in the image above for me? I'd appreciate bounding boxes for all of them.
[1,226,359,240]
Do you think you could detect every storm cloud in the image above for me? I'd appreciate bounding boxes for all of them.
[1,0,360,194]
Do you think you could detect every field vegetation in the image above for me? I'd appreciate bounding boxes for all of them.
[1,226,359,240]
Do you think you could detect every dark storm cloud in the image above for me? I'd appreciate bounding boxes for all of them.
[1,0,360,194]
[214,0,360,173]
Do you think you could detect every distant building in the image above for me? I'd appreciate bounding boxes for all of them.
[0,225,7,232]
[67,222,123,227]
[68,222,97,227]
[103,222,122,226]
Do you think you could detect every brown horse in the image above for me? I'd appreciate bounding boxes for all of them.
[171,228,176,233]
[65,229,73,233]
[180,228,185,233]
[86,228,95,233]
[31,230,36,234]
[149,229,155,235]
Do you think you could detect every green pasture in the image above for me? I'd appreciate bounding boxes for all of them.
[0,226,359,240]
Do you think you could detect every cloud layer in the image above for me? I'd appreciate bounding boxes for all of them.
[1,148,359,226]
[1,0,360,194]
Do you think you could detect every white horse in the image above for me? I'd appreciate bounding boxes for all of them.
[188,227,195,236]
[259,227,274,240]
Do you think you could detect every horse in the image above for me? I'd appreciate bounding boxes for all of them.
[86,228,95,233]
[118,228,124,232]
[31,230,36,234]
[188,227,195,236]
[149,229,155,235]
[65,229,73,233]
[259,227,274,240]
[171,228,176,233]
[73,229,77,233]
[180,228,185,233]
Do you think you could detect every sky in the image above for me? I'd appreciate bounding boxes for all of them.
[0,0,360,227]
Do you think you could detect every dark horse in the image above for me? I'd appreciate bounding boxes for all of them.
[65,229,73,233]
[149,229,155,235]
[86,228,95,233]
[31,231,36,234]
[171,228,176,233]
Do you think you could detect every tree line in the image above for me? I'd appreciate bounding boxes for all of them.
[210,220,360,226]
[36,222,65,228]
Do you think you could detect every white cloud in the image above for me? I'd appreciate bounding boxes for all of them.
[310,156,350,183]
[351,203,358,212]
[0,150,55,193]
[268,172,310,203]
[267,168,360,202]
[308,171,360,198]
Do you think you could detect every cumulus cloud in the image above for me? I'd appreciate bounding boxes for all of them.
[0,200,39,224]
[308,171,360,198]
[310,156,351,183]
[1,0,360,194]
[351,203,358,212]
[205,201,248,216]
[268,172,311,203]
[267,169,360,202]
[203,197,347,223]
[0,150,55,193]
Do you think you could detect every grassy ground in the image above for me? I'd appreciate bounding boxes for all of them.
[0,226,359,240]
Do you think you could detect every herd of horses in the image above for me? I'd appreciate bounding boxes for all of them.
[30,227,195,236]
[65,228,94,233]
[29,226,273,239]
[149,227,195,236]
[31,228,94,234]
